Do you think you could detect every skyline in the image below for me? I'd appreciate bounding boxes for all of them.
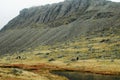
[0,0,64,29]
[0,0,120,29]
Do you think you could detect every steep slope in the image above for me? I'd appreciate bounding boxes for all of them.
[0,0,120,54]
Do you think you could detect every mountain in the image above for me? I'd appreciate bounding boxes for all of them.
[0,0,120,56]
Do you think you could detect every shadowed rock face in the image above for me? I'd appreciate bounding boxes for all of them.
[0,0,120,54]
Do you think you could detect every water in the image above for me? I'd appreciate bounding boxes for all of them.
[51,71,120,80]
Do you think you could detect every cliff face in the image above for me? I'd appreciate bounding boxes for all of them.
[0,0,120,54]
[2,0,113,30]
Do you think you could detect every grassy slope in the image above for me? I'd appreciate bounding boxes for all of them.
[0,27,120,80]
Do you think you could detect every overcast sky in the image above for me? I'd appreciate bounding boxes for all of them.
[0,0,120,29]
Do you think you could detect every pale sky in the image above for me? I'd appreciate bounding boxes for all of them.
[0,0,120,29]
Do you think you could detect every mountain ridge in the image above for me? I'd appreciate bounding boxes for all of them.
[0,0,120,55]
[2,0,113,30]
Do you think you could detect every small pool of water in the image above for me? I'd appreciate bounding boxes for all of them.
[51,71,120,80]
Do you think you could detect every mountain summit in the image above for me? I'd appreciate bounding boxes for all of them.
[2,0,114,30]
[0,0,120,54]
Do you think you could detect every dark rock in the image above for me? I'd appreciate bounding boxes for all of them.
[46,53,50,55]
[48,58,55,61]
[100,39,110,43]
